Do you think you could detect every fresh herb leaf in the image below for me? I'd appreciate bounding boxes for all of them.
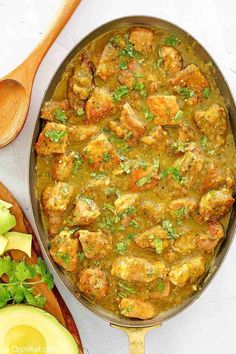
[160,166,183,183]
[171,141,186,153]
[154,238,164,254]
[116,241,128,255]
[153,157,160,170]
[54,108,67,124]
[119,61,128,70]
[162,220,179,240]
[172,110,184,122]
[73,153,83,174]
[156,279,165,292]
[179,87,195,100]
[173,206,188,224]
[202,87,211,98]
[129,220,139,228]
[103,152,111,162]
[109,35,121,46]
[133,81,147,97]
[136,176,152,187]
[121,160,132,174]
[165,35,180,46]
[118,282,135,298]
[76,108,85,116]
[77,252,85,261]
[44,130,67,143]
[200,136,208,151]
[112,86,129,102]
[103,203,115,213]
[144,107,155,121]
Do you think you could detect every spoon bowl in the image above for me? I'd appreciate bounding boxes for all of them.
[0,0,81,148]
[0,79,28,147]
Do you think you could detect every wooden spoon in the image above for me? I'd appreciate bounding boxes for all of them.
[0,0,81,148]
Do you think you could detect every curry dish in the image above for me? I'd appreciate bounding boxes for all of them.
[35,25,236,320]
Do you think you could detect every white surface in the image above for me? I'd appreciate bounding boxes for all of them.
[0,0,236,353]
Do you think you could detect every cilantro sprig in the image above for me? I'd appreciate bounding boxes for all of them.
[0,256,54,308]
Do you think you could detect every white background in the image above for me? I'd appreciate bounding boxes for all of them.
[0,1,236,353]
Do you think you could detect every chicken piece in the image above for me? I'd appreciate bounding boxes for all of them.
[83,133,120,170]
[135,226,169,252]
[78,268,109,299]
[201,163,235,193]
[111,256,167,283]
[40,100,69,122]
[67,125,99,143]
[96,43,119,80]
[172,232,196,255]
[196,221,224,254]
[114,193,140,214]
[130,164,159,192]
[149,278,171,300]
[169,64,209,105]
[50,230,78,271]
[169,256,205,287]
[159,46,183,75]
[118,59,143,88]
[67,52,94,109]
[141,126,170,150]
[174,151,204,187]
[141,200,165,223]
[35,122,68,155]
[129,27,154,54]
[42,182,73,215]
[199,188,234,221]
[85,87,113,123]
[194,104,227,147]
[169,198,197,220]
[146,95,180,125]
[119,103,145,144]
[119,298,155,320]
[114,193,140,226]
[79,230,112,259]
[69,196,100,226]
[51,152,77,182]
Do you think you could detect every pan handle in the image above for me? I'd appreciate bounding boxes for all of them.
[111,324,161,354]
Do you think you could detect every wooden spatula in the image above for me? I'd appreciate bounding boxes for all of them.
[0,0,81,148]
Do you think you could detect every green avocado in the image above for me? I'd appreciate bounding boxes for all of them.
[0,305,79,354]
[4,232,32,257]
[0,235,8,256]
[0,209,16,235]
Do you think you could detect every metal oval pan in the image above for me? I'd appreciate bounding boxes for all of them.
[29,16,236,329]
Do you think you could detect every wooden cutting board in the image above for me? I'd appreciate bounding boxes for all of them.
[0,181,83,353]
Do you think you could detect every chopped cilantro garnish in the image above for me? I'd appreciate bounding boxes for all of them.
[171,141,186,153]
[77,252,85,261]
[154,238,164,254]
[109,35,121,46]
[172,110,184,122]
[44,130,67,143]
[136,175,152,187]
[119,61,128,70]
[165,34,180,46]
[118,282,135,298]
[144,107,155,121]
[173,206,188,224]
[160,166,183,183]
[116,242,128,255]
[200,136,208,151]
[121,160,132,174]
[162,220,179,239]
[103,152,111,162]
[202,87,211,98]
[153,58,163,69]
[103,203,115,213]
[133,81,147,97]
[54,108,67,124]
[129,220,139,228]
[76,107,85,116]
[156,279,165,293]
[73,153,83,174]
[179,87,195,100]
[153,157,160,170]
[112,85,129,102]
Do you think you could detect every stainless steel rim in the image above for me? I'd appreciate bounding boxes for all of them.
[29,16,236,328]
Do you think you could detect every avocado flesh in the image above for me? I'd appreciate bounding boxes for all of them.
[0,210,16,235]
[4,232,32,257]
[0,235,8,256]
[0,200,12,210]
[0,305,79,354]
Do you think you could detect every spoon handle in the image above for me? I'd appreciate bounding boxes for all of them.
[7,0,81,90]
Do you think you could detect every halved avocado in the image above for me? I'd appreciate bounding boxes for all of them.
[0,235,8,255]
[4,232,32,257]
[0,305,79,354]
